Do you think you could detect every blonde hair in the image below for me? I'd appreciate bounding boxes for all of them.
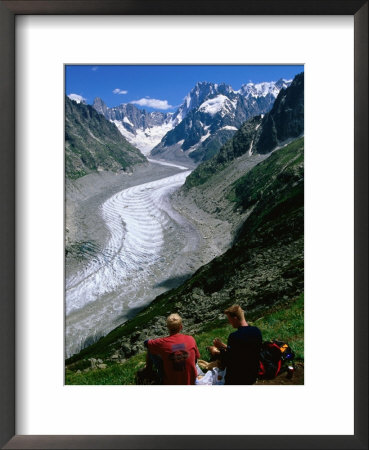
[224,304,245,321]
[166,313,182,333]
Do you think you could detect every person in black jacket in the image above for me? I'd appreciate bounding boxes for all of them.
[210,304,262,385]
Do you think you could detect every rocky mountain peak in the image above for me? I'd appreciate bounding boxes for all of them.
[275,78,292,90]
[151,77,291,163]
[92,97,108,115]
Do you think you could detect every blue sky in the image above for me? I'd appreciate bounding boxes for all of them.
[65,65,304,112]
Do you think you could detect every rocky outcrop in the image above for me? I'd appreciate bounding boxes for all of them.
[255,73,304,154]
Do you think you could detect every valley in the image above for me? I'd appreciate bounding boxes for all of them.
[65,159,233,357]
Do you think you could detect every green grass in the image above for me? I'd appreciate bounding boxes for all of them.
[65,353,146,385]
[66,293,304,385]
[228,137,304,210]
[196,293,304,361]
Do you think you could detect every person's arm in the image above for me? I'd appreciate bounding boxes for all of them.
[146,337,164,356]
[190,336,201,362]
[213,338,227,350]
[217,334,234,367]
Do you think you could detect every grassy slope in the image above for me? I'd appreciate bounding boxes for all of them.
[232,137,304,240]
[66,293,303,385]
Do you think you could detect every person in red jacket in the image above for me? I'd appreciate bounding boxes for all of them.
[145,313,200,385]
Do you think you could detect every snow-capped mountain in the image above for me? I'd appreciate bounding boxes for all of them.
[238,78,291,98]
[68,93,87,104]
[93,99,179,156]
[151,79,290,163]
[184,73,304,189]
[93,78,291,161]
[172,81,234,123]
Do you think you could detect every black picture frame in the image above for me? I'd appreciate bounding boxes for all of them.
[0,1,367,449]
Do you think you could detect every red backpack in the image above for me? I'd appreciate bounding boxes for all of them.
[258,340,295,379]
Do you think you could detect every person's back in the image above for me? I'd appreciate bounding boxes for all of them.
[146,314,200,385]
[225,325,262,385]
[147,333,199,385]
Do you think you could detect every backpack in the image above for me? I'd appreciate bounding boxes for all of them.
[258,340,295,379]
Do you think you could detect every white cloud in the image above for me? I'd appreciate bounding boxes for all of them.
[67,93,86,104]
[131,98,173,110]
[113,88,128,95]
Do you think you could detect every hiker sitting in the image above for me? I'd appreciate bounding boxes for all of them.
[144,313,200,385]
[210,304,262,385]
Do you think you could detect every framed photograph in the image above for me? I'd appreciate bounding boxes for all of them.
[1,1,367,449]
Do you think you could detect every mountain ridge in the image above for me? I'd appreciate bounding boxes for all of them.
[65,96,146,180]
[91,78,291,161]
[183,72,304,189]
[151,78,292,162]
